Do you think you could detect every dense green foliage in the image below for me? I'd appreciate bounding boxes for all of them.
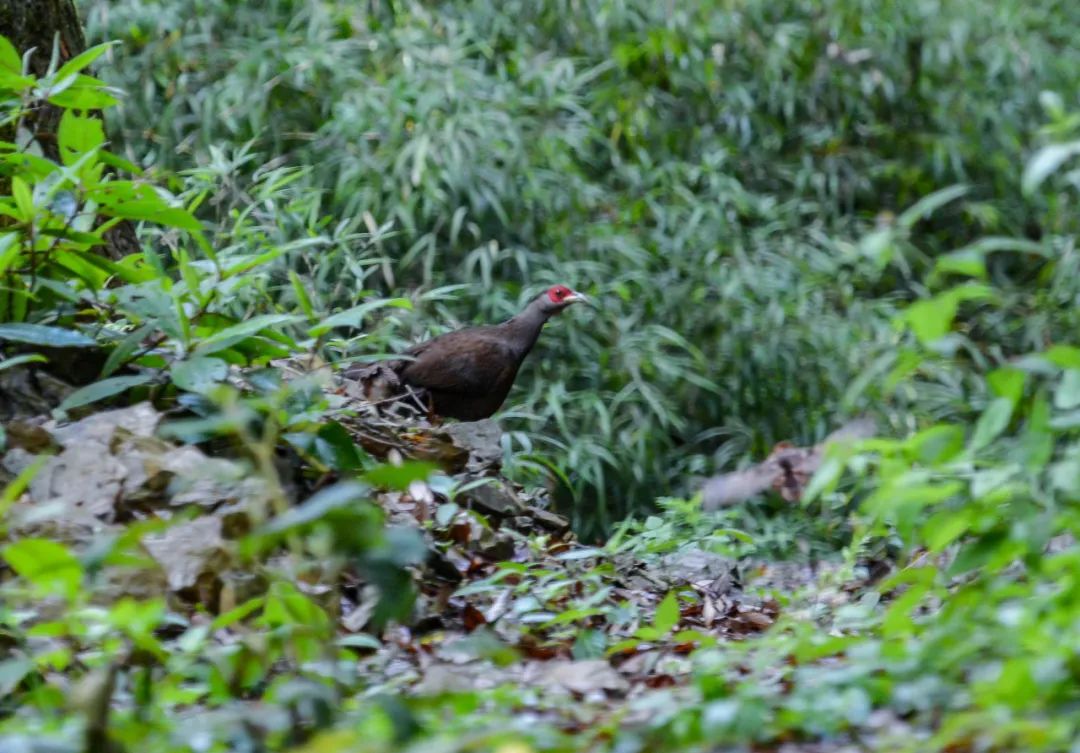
[2,0,1080,751]
[81,0,1080,533]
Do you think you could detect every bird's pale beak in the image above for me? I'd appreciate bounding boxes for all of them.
[565,291,592,307]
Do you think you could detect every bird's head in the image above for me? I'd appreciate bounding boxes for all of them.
[539,284,589,315]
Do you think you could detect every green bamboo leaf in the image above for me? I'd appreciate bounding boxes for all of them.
[54,42,116,81]
[11,176,32,219]
[308,298,413,337]
[0,353,47,372]
[1023,141,1080,195]
[290,271,317,322]
[192,314,303,356]
[896,184,969,228]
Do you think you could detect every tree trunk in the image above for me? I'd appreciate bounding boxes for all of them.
[0,0,139,260]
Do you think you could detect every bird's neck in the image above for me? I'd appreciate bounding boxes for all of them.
[503,300,550,357]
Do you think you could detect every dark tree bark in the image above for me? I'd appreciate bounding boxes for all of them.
[0,0,139,260]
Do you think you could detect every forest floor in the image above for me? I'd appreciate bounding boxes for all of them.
[0,357,894,751]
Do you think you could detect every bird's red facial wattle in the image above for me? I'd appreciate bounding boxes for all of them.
[546,285,588,306]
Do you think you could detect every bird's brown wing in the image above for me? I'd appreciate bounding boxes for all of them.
[399,331,519,395]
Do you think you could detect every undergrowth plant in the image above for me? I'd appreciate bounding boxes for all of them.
[0,34,437,750]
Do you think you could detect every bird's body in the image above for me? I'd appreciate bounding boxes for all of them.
[349,285,587,421]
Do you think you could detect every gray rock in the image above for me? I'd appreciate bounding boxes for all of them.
[530,507,571,535]
[443,419,503,471]
[460,479,524,518]
[660,548,737,588]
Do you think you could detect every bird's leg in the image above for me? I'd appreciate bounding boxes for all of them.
[425,392,442,427]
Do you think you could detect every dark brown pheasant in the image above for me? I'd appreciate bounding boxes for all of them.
[348,285,589,421]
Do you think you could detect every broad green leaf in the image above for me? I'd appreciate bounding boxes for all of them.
[653,591,679,634]
[46,75,120,109]
[2,539,82,600]
[192,314,302,356]
[363,461,436,491]
[1043,345,1080,369]
[313,421,367,472]
[170,356,228,394]
[633,626,661,641]
[904,285,994,345]
[57,374,155,412]
[987,366,1026,407]
[0,68,32,89]
[923,510,973,553]
[57,110,105,166]
[906,424,965,465]
[970,397,1014,452]
[905,296,958,344]
[0,36,20,73]
[210,597,266,632]
[571,629,607,660]
[881,582,931,637]
[0,323,95,347]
